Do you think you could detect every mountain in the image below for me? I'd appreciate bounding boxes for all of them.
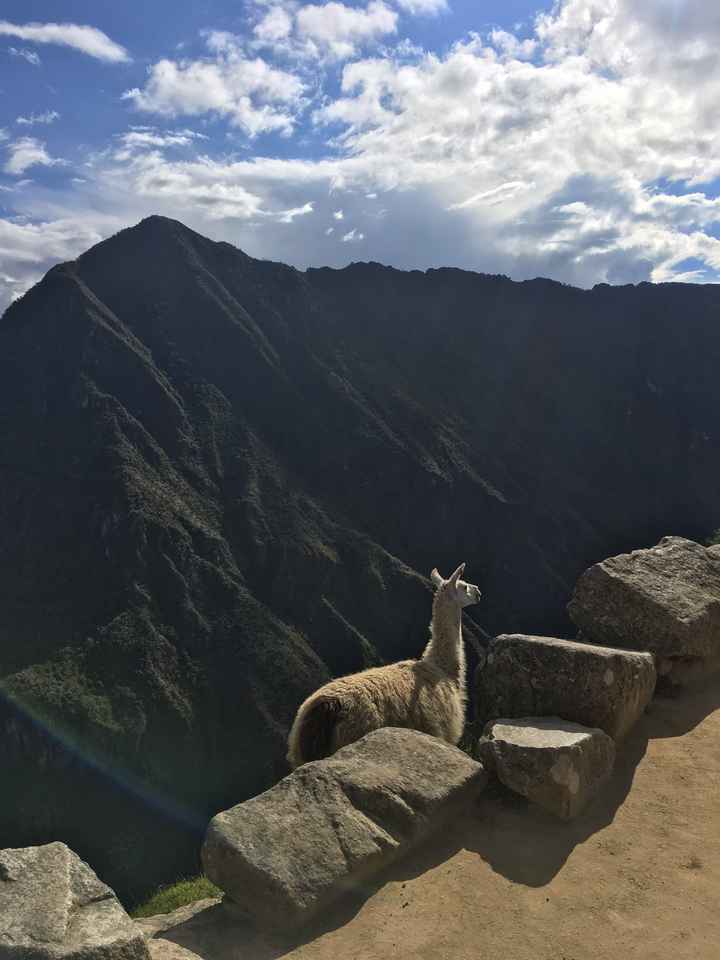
[1,216,718,903]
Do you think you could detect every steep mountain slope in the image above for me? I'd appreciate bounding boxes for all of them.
[1,216,718,902]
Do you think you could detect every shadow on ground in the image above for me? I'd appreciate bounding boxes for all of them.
[465,678,720,887]
[154,679,720,959]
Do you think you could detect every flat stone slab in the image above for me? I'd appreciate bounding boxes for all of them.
[0,842,149,960]
[137,900,267,960]
[135,899,221,942]
[475,634,656,740]
[479,717,616,820]
[202,727,487,930]
[147,943,200,960]
[569,537,720,681]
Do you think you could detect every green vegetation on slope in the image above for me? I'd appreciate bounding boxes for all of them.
[131,875,221,918]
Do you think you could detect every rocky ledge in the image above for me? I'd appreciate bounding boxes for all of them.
[0,842,149,960]
[475,633,656,741]
[478,717,616,820]
[202,727,487,930]
[568,536,720,685]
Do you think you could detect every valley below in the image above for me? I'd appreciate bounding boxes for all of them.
[1,216,719,904]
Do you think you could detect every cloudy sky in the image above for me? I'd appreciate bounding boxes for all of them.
[1,0,720,311]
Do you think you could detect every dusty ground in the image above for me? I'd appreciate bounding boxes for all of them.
[149,680,720,960]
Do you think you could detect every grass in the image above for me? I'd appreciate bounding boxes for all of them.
[131,875,222,918]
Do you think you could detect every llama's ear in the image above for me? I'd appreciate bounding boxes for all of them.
[431,568,443,587]
[449,562,465,586]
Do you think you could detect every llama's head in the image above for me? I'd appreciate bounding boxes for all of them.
[430,563,482,607]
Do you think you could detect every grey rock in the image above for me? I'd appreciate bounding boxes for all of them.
[202,727,487,930]
[135,899,221,942]
[476,634,656,740]
[479,717,615,820]
[147,945,200,960]
[568,537,720,683]
[137,900,260,960]
[0,842,149,960]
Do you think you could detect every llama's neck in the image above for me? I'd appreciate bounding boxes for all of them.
[422,593,466,684]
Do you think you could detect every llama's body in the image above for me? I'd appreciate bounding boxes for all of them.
[288,658,466,768]
[287,564,481,769]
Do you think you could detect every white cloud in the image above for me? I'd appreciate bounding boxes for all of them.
[6,0,720,311]
[3,137,65,175]
[105,152,267,220]
[304,0,720,283]
[16,110,61,126]
[296,1,397,60]
[252,1,399,62]
[448,181,534,210]
[393,0,448,14]
[342,227,364,241]
[254,6,293,44]
[333,209,344,219]
[0,20,130,63]
[123,34,304,136]
[489,29,537,60]
[275,200,314,222]
[112,128,206,160]
[0,215,111,311]
[8,46,41,65]
[0,218,91,266]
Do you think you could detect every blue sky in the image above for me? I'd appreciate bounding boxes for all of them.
[2,0,720,310]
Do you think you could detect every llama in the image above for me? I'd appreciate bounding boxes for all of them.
[287,563,482,769]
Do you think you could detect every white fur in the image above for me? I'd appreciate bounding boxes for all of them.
[287,563,482,768]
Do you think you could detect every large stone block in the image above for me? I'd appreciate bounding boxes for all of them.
[478,717,615,820]
[0,842,149,960]
[202,727,487,930]
[475,634,656,740]
[568,537,720,681]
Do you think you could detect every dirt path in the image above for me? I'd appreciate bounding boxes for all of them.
[153,681,720,960]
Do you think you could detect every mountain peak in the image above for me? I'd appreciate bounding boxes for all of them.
[109,214,215,248]
[73,215,252,276]
[133,214,199,237]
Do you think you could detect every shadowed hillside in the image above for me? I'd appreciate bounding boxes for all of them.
[1,216,718,903]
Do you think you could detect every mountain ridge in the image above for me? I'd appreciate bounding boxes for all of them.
[6,214,717,330]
